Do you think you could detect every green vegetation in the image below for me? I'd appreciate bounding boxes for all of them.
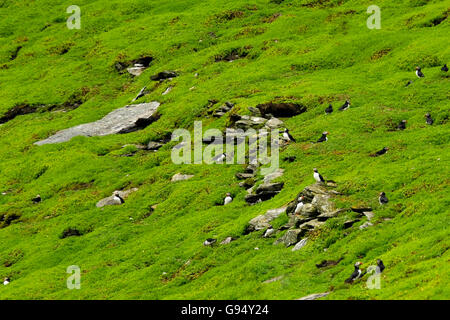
[0,0,448,300]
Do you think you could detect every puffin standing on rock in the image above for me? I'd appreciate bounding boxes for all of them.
[415,66,425,78]
[339,100,351,111]
[345,262,363,283]
[425,113,434,125]
[294,196,305,214]
[379,192,389,205]
[313,168,325,183]
[316,132,329,143]
[113,192,125,205]
[325,104,333,114]
[283,129,296,142]
[224,193,233,205]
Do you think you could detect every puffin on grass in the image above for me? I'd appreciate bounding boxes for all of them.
[425,113,434,125]
[313,168,325,183]
[345,262,363,283]
[442,64,448,72]
[203,238,217,246]
[397,120,407,130]
[224,193,233,205]
[325,104,333,114]
[416,66,425,78]
[379,192,389,205]
[377,259,385,273]
[32,194,41,204]
[339,100,350,111]
[3,277,10,285]
[283,128,296,142]
[370,147,389,157]
[316,132,329,143]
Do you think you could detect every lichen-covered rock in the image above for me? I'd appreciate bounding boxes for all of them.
[247,207,286,233]
[274,229,305,247]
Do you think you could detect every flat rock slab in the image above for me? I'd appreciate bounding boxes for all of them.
[297,292,330,300]
[247,207,286,232]
[35,102,160,145]
[171,173,194,182]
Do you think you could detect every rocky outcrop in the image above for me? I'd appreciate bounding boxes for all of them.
[245,182,284,204]
[35,102,160,145]
[256,102,307,118]
[96,188,138,208]
[151,71,178,81]
[246,207,286,233]
[171,173,194,182]
[234,115,268,130]
[213,102,234,118]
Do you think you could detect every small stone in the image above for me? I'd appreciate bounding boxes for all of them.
[292,238,308,252]
[171,173,194,182]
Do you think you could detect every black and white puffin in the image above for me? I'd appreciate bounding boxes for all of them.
[224,193,233,205]
[345,262,363,283]
[339,100,350,111]
[313,168,325,183]
[263,226,275,238]
[203,238,217,246]
[325,104,333,114]
[113,192,125,204]
[294,196,305,214]
[3,277,10,285]
[442,64,448,72]
[397,120,407,130]
[32,194,41,204]
[405,80,412,87]
[212,153,227,163]
[425,113,434,125]
[316,132,329,143]
[379,192,389,205]
[370,147,389,157]
[283,129,296,142]
[377,259,385,273]
[416,66,425,78]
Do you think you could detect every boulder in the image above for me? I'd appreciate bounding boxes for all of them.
[127,66,147,77]
[245,191,279,204]
[151,71,178,81]
[299,219,324,230]
[96,188,138,208]
[292,238,308,252]
[146,141,164,151]
[265,117,284,129]
[247,207,286,233]
[317,209,344,221]
[235,116,267,130]
[235,173,255,180]
[35,102,160,145]
[275,229,305,247]
[359,222,373,230]
[171,173,194,182]
[263,168,284,184]
[220,237,237,245]
[363,211,375,221]
[296,203,318,218]
[256,182,284,194]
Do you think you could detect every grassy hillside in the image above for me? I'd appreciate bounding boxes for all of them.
[0,0,449,300]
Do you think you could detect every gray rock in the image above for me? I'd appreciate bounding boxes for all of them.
[363,211,375,221]
[146,141,164,151]
[296,203,318,218]
[245,191,279,204]
[220,237,237,245]
[263,168,285,184]
[35,102,160,145]
[275,229,305,247]
[235,116,267,130]
[292,238,308,252]
[263,275,284,284]
[151,71,178,81]
[297,292,330,300]
[265,117,284,129]
[127,66,147,76]
[162,86,173,95]
[171,173,194,182]
[235,173,255,180]
[299,219,324,230]
[96,188,138,208]
[256,182,284,194]
[359,222,373,230]
[247,207,286,232]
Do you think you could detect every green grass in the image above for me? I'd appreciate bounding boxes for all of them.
[0,0,449,300]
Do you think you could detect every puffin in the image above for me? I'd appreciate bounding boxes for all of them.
[377,259,385,273]
[203,238,217,246]
[339,100,351,111]
[283,129,296,142]
[294,196,305,214]
[263,226,275,238]
[415,66,425,78]
[425,113,434,125]
[397,120,407,130]
[325,104,333,114]
[379,192,389,205]
[345,262,363,283]
[442,64,448,72]
[316,132,329,143]
[3,277,10,285]
[313,168,325,183]
[370,147,389,157]
[224,193,233,205]
[212,153,227,163]
[32,194,41,204]
[113,192,125,205]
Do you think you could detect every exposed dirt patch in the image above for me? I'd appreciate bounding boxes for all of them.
[214,47,250,62]
[371,48,392,61]
[0,212,21,229]
[256,101,307,117]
